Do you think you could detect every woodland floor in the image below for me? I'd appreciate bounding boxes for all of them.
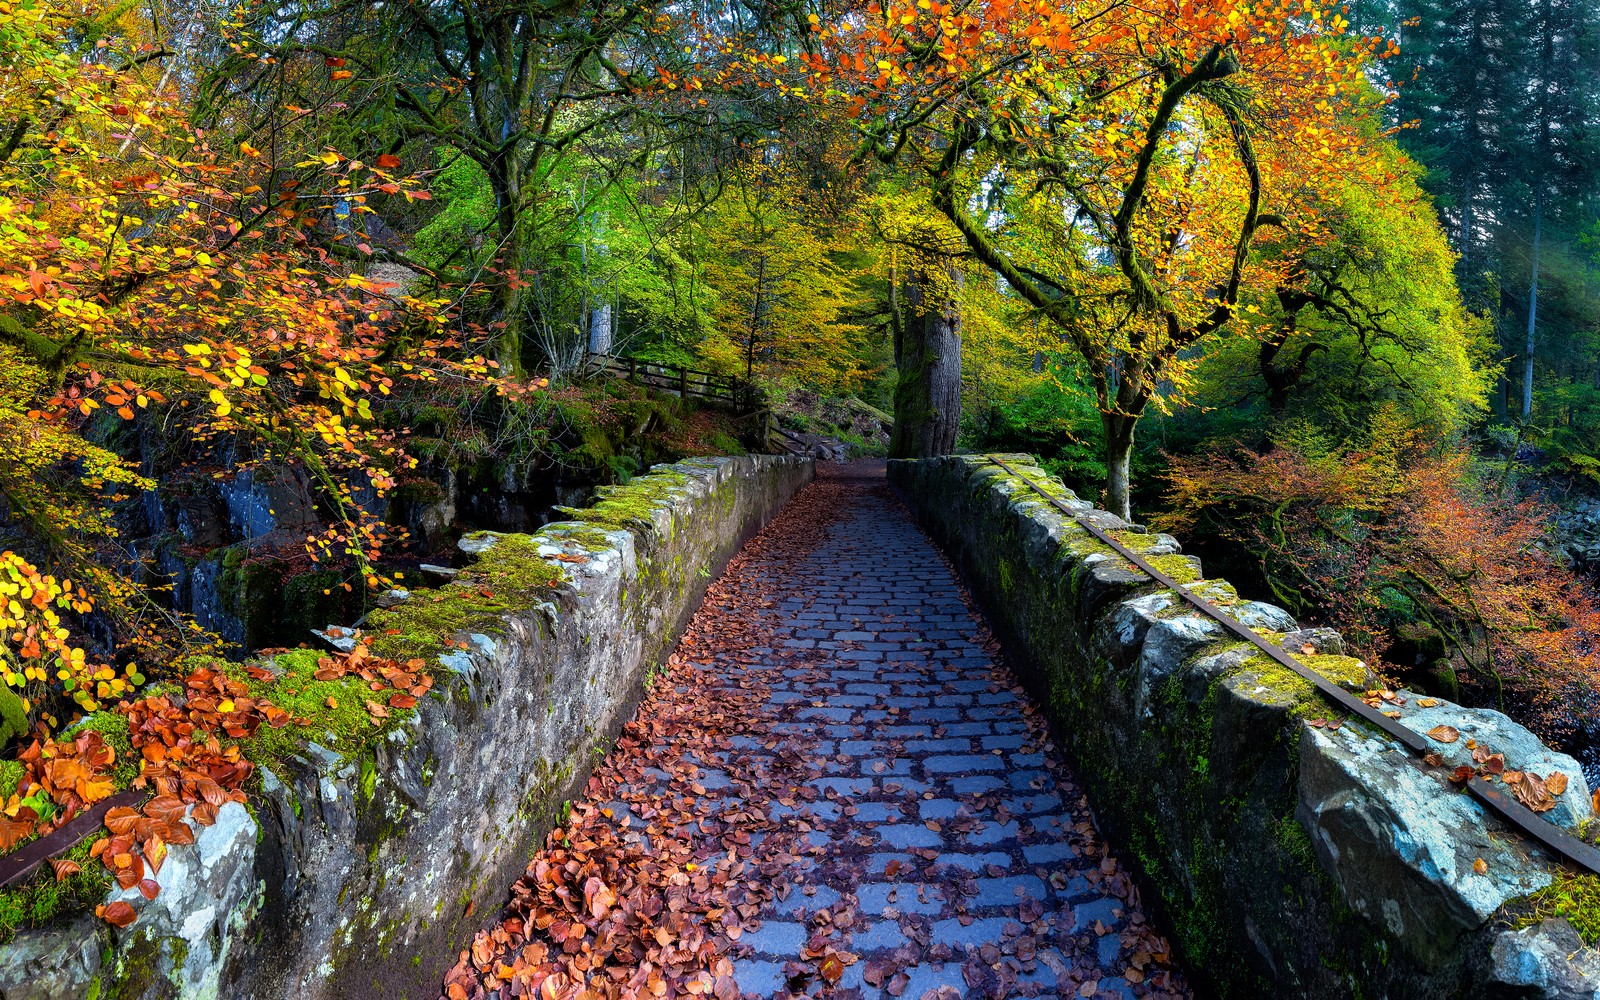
[442,463,1191,1000]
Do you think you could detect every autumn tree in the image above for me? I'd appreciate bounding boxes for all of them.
[801,0,1400,517]
[0,0,484,729]
[699,157,869,391]
[1163,414,1600,748]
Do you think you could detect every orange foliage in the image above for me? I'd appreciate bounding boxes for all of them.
[1163,424,1600,743]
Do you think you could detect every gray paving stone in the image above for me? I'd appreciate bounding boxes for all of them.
[858,882,945,915]
[970,874,1049,906]
[743,920,807,954]
[931,916,1013,948]
[875,824,942,849]
[925,754,1003,772]
[851,920,908,951]
[1023,842,1077,864]
[1073,897,1122,931]
[733,959,786,994]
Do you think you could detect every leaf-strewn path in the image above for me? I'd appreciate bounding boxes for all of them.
[443,463,1190,1000]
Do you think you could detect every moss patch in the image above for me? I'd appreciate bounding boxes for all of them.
[232,649,404,763]
[0,834,111,944]
[0,759,24,800]
[561,470,690,531]
[1514,874,1600,944]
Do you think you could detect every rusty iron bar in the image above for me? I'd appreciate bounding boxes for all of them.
[983,454,1600,877]
[0,789,144,888]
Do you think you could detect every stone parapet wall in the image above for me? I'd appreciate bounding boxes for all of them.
[889,454,1600,999]
[0,455,812,1000]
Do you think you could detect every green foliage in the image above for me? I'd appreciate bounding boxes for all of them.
[1177,149,1494,445]
[0,687,25,750]
[965,368,1106,494]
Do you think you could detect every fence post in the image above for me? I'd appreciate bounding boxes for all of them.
[679,367,688,398]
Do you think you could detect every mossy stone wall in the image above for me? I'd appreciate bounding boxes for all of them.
[889,455,1578,999]
[0,456,811,1000]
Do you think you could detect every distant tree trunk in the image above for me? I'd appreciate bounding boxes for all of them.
[889,267,963,458]
[487,157,525,380]
[746,254,768,381]
[1523,185,1542,419]
[588,302,613,356]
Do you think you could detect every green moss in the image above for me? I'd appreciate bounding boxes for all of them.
[561,470,690,530]
[1515,874,1600,944]
[233,650,403,763]
[0,758,24,800]
[0,835,111,943]
[0,685,26,748]
[1296,653,1372,691]
[1273,815,1318,869]
[550,525,618,553]
[359,755,377,804]
[1146,553,1201,585]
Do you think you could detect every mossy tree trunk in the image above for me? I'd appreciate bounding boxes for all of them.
[889,267,962,458]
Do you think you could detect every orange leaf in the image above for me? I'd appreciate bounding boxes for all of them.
[49,858,81,881]
[100,901,138,928]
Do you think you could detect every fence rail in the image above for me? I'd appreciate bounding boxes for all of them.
[587,353,765,413]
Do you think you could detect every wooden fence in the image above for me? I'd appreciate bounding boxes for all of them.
[588,353,765,414]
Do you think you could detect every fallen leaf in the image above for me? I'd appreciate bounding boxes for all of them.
[1473,858,1489,876]
[1426,725,1460,744]
[100,901,137,928]
[49,858,81,881]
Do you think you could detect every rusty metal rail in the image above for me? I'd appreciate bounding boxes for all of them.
[983,454,1600,876]
[0,789,143,888]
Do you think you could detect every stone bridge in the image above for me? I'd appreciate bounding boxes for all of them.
[1,456,1595,1000]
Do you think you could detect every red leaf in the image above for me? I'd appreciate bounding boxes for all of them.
[100,901,138,928]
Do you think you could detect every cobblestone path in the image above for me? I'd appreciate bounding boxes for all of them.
[445,463,1189,1000]
[713,464,1186,1000]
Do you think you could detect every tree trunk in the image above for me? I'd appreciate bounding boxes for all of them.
[1101,411,1136,522]
[488,158,525,380]
[588,302,613,356]
[1523,185,1542,419]
[889,267,963,458]
[746,255,767,382]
